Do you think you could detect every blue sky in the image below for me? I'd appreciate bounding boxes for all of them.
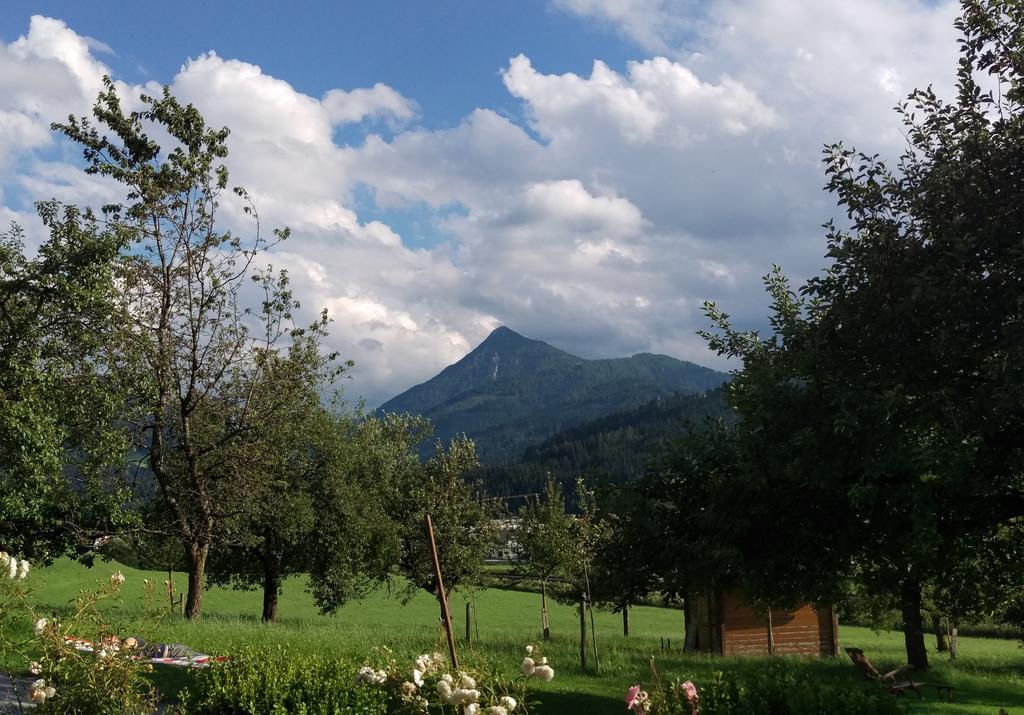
[3,1,643,128]
[0,1,963,405]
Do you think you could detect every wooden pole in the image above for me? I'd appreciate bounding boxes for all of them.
[766,607,775,655]
[583,560,599,671]
[579,595,588,670]
[465,602,472,643]
[425,514,459,670]
[473,601,480,642]
[541,580,551,641]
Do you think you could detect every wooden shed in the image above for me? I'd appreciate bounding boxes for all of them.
[685,590,838,657]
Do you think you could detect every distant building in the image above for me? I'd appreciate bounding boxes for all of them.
[486,518,522,564]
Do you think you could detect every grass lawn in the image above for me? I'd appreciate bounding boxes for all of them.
[5,559,1023,714]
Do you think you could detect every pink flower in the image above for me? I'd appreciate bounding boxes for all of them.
[682,680,698,702]
[625,684,642,710]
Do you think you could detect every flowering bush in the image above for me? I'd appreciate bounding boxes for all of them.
[357,644,554,714]
[0,556,160,714]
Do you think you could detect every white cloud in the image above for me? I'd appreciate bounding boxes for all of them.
[322,83,417,125]
[0,4,974,404]
[552,0,699,54]
[503,53,779,147]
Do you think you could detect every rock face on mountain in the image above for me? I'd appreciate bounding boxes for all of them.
[378,326,728,462]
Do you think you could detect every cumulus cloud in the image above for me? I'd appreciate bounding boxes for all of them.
[322,83,417,125]
[0,16,109,167]
[0,3,972,404]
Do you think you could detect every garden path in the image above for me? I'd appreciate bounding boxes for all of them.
[0,673,34,712]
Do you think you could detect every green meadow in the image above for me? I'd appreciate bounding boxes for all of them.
[7,559,1023,714]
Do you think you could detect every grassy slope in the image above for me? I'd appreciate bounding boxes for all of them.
[12,559,1024,714]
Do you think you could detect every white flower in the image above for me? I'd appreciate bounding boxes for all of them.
[464,704,480,715]
[533,665,555,681]
[8,556,18,580]
[418,651,444,672]
[451,688,479,706]
[500,695,518,712]
[440,673,454,685]
[33,618,48,635]
[98,648,109,659]
[520,657,535,676]
[487,707,509,715]
[525,645,534,654]
[355,665,378,684]
[29,679,54,704]
[374,669,388,685]
[412,669,424,687]
[110,571,125,587]
[437,680,454,703]
[400,681,417,697]
[539,656,548,665]
[459,673,476,689]
[28,661,42,676]
[16,559,29,580]
[0,553,9,570]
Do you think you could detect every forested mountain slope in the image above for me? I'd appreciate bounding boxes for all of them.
[472,389,733,504]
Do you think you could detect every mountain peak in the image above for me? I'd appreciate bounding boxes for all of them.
[482,325,526,343]
[378,328,728,462]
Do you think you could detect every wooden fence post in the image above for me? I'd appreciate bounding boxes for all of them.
[425,514,459,670]
[579,595,588,670]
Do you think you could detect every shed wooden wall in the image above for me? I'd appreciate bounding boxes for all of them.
[690,591,837,657]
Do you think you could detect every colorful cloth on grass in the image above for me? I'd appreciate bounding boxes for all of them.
[64,637,224,668]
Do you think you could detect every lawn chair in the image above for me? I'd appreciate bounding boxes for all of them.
[845,647,955,701]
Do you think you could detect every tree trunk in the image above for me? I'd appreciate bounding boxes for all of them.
[579,595,588,670]
[262,560,280,623]
[184,543,208,620]
[900,578,929,670]
[931,613,948,652]
[541,580,550,641]
[623,606,630,637]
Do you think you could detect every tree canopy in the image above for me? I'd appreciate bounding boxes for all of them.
[616,0,1024,670]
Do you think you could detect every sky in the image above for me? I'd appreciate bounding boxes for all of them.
[0,1,963,406]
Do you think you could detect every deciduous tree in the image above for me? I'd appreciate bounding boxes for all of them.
[0,203,133,562]
[694,0,1024,668]
[517,474,575,640]
[53,79,321,619]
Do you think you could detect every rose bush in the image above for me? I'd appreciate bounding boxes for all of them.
[357,644,554,714]
[0,555,161,714]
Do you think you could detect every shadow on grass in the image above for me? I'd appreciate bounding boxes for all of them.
[534,689,622,715]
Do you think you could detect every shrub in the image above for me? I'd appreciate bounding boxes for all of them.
[355,644,549,713]
[176,646,387,715]
[628,659,906,715]
[0,558,159,714]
